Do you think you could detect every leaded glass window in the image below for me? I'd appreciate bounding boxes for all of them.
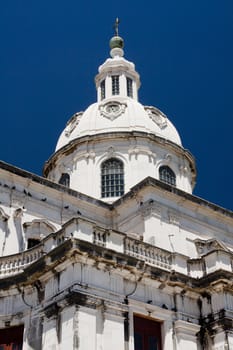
[112,75,119,95]
[159,166,176,186]
[127,77,133,97]
[100,80,105,100]
[101,158,124,198]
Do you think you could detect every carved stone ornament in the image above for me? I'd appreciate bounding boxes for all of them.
[107,146,115,157]
[99,101,127,121]
[194,238,229,256]
[65,112,83,137]
[145,107,167,129]
[164,153,172,163]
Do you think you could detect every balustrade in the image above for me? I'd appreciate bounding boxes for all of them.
[124,237,172,270]
[0,246,44,277]
[93,229,107,247]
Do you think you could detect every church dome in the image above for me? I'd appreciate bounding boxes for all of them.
[55,38,182,152]
[55,99,182,152]
[44,21,196,201]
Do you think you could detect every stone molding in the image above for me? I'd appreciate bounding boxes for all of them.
[174,319,200,338]
[144,106,167,129]
[128,146,156,161]
[168,210,180,226]
[139,199,162,219]
[99,101,127,121]
[64,112,83,137]
[194,238,229,256]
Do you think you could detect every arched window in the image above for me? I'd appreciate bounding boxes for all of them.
[159,166,176,186]
[101,158,124,198]
[59,173,70,187]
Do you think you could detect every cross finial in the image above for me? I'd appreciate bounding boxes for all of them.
[114,18,120,36]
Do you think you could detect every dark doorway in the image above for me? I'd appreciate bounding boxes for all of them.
[27,238,40,249]
[134,315,162,350]
[0,325,24,350]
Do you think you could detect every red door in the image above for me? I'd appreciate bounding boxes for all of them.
[0,326,23,350]
[134,315,162,350]
[0,344,22,350]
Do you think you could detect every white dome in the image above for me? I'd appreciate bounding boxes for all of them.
[44,34,196,199]
[55,98,182,152]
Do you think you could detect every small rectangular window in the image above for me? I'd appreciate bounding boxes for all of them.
[100,80,105,100]
[127,77,133,97]
[112,76,119,95]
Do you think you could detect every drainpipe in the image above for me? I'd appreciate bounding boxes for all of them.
[124,263,146,350]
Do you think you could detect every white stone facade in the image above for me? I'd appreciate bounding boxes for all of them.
[0,29,232,350]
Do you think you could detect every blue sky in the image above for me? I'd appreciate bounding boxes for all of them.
[0,1,232,210]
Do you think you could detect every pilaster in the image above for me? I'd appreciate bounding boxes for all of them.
[174,320,200,350]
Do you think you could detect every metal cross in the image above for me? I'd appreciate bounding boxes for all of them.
[114,18,120,36]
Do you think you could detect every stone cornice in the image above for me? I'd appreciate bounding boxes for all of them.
[0,160,111,210]
[200,309,233,334]
[113,176,233,218]
[0,160,232,220]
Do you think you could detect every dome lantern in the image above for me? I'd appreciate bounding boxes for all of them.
[95,18,140,102]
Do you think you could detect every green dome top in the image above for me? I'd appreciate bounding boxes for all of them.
[109,35,124,50]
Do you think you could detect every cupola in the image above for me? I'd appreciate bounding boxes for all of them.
[95,18,140,102]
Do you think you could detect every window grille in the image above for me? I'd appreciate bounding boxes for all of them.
[101,158,124,198]
[159,166,176,186]
[127,77,133,97]
[112,75,120,95]
[59,173,70,187]
[100,80,105,100]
